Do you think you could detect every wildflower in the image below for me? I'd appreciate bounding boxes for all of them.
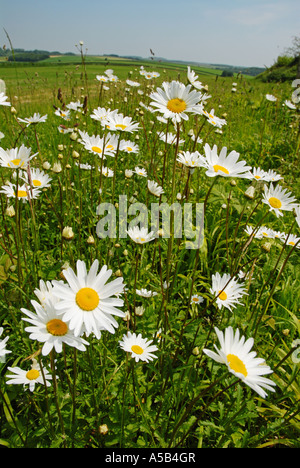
[295,205,300,228]
[264,169,283,182]
[201,144,252,178]
[21,168,52,189]
[0,92,11,106]
[0,182,40,202]
[54,108,71,120]
[52,260,125,339]
[187,66,204,90]
[22,299,89,356]
[5,205,15,217]
[125,169,134,178]
[34,279,61,307]
[62,226,75,240]
[282,233,300,248]
[249,167,269,181]
[52,162,62,173]
[0,145,37,169]
[136,288,158,298]
[6,360,52,392]
[119,331,158,363]
[126,79,141,87]
[127,226,155,244]
[66,101,83,111]
[177,151,206,169]
[135,166,147,177]
[262,183,297,218]
[105,113,140,133]
[203,326,276,398]
[0,327,11,361]
[210,272,247,311]
[90,107,114,122]
[120,140,139,154]
[202,109,226,128]
[147,180,164,197]
[150,80,204,123]
[190,294,204,305]
[17,113,47,126]
[157,131,185,145]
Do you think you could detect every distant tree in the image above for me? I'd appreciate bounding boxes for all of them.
[284,34,300,78]
[221,70,233,77]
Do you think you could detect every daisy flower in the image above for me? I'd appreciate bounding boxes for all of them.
[0,327,11,362]
[22,299,89,356]
[210,272,247,311]
[105,113,140,133]
[90,106,114,122]
[295,205,300,228]
[136,288,158,298]
[244,225,263,239]
[203,326,276,398]
[249,167,269,181]
[127,226,155,244]
[0,182,40,202]
[119,331,158,363]
[282,233,300,248]
[177,151,206,169]
[34,279,61,307]
[0,92,11,106]
[0,144,37,169]
[202,109,226,128]
[264,169,283,183]
[96,75,109,83]
[147,180,164,197]
[262,183,297,218]
[52,260,125,339]
[102,166,114,178]
[120,140,139,154]
[201,144,252,178]
[6,360,52,392]
[157,131,185,146]
[17,113,47,126]
[187,66,204,90]
[54,108,71,120]
[126,79,141,87]
[266,94,277,102]
[150,80,204,123]
[21,168,52,189]
[66,101,83,111]
[78,131,108,158]
[190,294,204,305]
[135,166,147,177]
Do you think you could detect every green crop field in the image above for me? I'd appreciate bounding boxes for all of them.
[0,55,299,449]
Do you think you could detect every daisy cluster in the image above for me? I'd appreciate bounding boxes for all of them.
[0,64,299,405]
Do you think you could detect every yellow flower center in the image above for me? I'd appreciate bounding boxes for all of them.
[227,354,248,377]
[213,165,229,174]
[17,190,28,198]
[126,147,133,152]
[268,197,282,209]
[46,319,68,336]
[32,179,42,187]
[91,146,102,154]
[9,158,23,167]
[288,241,295,246]
[106,144,115,150]
[115,124,127,130]
[254,175,261,179]
[193,297,199,302]
[26,369,40,380]
[131,345,144,355]
[76,287,100,311]
[218,290,227,301]
[167,98,187,114]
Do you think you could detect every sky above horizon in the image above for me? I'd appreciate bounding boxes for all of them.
[1,0,299,68]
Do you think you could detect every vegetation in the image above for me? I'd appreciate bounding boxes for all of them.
[0,54,299,449]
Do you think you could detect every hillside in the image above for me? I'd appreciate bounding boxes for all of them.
[256,55,300,82]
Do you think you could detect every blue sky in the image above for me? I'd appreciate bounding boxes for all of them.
[1,0,299,67]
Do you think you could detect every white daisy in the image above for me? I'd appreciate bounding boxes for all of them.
[120,140,139,154]
[52,260,125,339]
[0,182,40,202]
[147,180,164,197]
[210,272,247,311]
[0,327,11,361]
[17,113,47,126]
[244,225,263,239]
[203,326,276,398]
[262,183,297,218]
[126,79,141,87]
[295,205,300,228]
[6,360,52,392]
[66,101,83,111]
[127,226,155,244]
[34,279,61,307]
[202,109,226,128]
[202,144,252,178]
[0,144,37,169]
[54,108,71,120]
[264,169,283,182]
[21,168,52,189]
[282,233,300,248]
[150,80,204,123]
[0,92,11,106]
[119,331,158,363]
[90,107,115,122]
[157,131,185,146]
[136,288,158,298]
[135,166,147,177]
[22,299,89,356]
[177,151,206,169]
[190,294,204,305]
[249,167,269,181]
[259,226,276,239]
[187,66,204,90]
[96,75,109,83]
[105,113,140,133]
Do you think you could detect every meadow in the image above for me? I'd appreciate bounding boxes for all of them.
[0,53,299,448]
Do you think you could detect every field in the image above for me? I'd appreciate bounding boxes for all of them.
[0,54,299,449]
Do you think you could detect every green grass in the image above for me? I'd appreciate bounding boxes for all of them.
[0,57,299,448]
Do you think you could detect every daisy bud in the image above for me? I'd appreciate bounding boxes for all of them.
[58,144,64,151]
[62,226,74,240]
[87,235,95,244]
[5,205,15,217]
[135,306,145,316]
[72,150,80,159]
[43,161,51,170]
[123,249,128,256]
[99,424,108,435]
[52,162,62,173]
[244,186,256,199]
